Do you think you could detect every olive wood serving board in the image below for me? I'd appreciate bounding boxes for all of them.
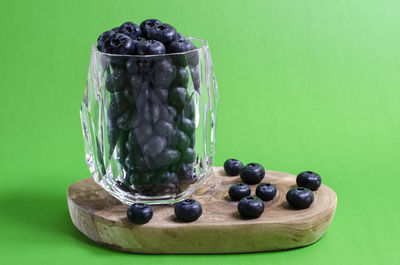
[67,167,337,254]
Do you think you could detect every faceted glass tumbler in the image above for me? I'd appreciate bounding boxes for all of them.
[80,38,218,204]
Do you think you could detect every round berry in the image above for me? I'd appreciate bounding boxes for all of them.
[97,30,114,52]
[127,203,153,224]
[148,24,177,44]
[176,32,185,41]
[140,19,163,38]
[238,196,264,218]
[103,33,135,55]
[167,39,196,53]
[240,163,265,184]
[174,199,202,222]
[136,39,166,55]
[228,183,251,201]
[286,187,314,209]
[296,171,321,191]
[256,183,277,201]
[224,159,243,176]
[119,21,142,39]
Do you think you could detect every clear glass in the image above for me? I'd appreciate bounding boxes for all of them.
[80,38,218,205]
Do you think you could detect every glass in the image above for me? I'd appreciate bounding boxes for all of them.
[80,38,218,204]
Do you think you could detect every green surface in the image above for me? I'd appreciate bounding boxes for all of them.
[0,0,399,264]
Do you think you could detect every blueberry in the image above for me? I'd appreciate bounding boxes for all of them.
[154,120,174,137]
[159,105,177,123]
[168,40,197,66]
[111,27,120,32]
[140,19,163,38]
[119,22,142,39]
[182,147,196,163]
[127,203,153,224]
[126,57,140,75]
[286,187,314,209]
[125,152,148,171]
[129,74,143,91]
[180,117,195,136]
[136,39,166,55]
[256,183,277,201]
[238,196,264,218]
[122,89,135,105]
[105,67,128,92]
[148,24,177,44]
[240,163,265,185]
[157,171,179,193]
[174,199,202,222]
[154,87,168,103]
[224,159,243,176]
[296,171,321,191]
[152,148,180,168]
[131,171,158,192]
[175,130,190,151]
[168,87,188,111]
[176,32,185,41]
[132,121,152,144]
[183,97,195,119]
[177,163,196,185]
[117,111,138,131]
[228,183,251,201]
[143,135,167,158]
[103,33,135,55]
[97,30,114,52]
[150,101,160,123]
[173,67,189,87]
[151,58,176,87]
[167,39,196,53]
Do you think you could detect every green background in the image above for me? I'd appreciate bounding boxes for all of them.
[1,0,399,264]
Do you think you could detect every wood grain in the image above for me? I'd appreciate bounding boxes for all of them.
[67,167,337,254]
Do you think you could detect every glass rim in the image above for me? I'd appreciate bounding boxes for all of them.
[93,37,208,58]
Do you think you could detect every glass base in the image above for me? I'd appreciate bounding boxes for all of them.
[93,168,213,205]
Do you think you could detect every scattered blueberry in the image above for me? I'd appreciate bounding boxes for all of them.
[240,163,265,184]
[256,183,277,201]
[228,183,251,201]
[238,196,264,218]
[224,159,243,176]
[296,171,321,191]
[174,199,202,222]
[127,203,153,224]
[286,187,314,209]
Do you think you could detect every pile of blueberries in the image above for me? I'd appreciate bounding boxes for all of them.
[224,159,322,218]
[126,158,322,224]
[97,19,201,196]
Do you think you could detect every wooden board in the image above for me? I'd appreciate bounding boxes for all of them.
[67,167,337,254]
